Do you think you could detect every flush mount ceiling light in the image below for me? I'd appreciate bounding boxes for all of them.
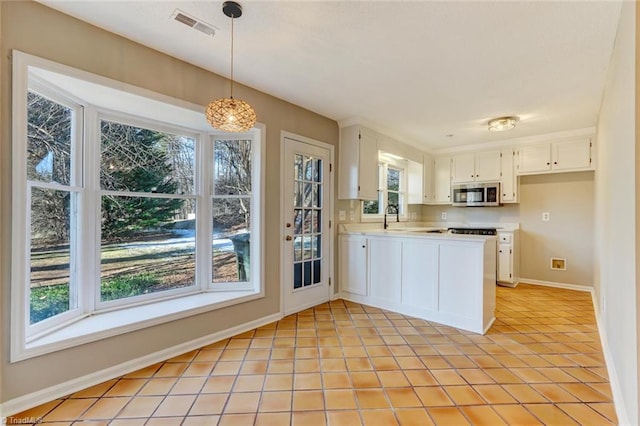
[205,1,256,132]
[488,116,519,132]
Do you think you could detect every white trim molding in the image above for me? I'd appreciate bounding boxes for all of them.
[0,312,282,417]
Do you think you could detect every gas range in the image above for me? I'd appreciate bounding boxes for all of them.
[448,227,497,236]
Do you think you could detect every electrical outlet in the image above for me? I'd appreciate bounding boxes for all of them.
[349,210,355,221]
[411,211,417,220]
[441,212,447,220]
[339,210,346,221]
[542,212,550,221]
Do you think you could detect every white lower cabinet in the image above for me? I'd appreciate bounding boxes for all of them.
[339,234,496,334]
[401,240,438,311]
[368,237,402,303]
[497,243,512,282]
[339,235,368,296]
[438,244,480,321]
[496,230,519,287]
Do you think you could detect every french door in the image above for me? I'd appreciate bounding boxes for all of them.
[282,136,331,315]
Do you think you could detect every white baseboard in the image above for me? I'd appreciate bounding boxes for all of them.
[590,292,631,425]
[1,312,282,417]
[518,278,593,292]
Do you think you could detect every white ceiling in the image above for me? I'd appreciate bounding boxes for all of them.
[37,0,622,151]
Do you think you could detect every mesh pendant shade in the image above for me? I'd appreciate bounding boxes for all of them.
[206,1,256,132]
[206,97,256,132]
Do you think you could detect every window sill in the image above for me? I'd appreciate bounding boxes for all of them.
[16,290,262,362]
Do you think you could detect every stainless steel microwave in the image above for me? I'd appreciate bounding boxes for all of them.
[452,182,500,207]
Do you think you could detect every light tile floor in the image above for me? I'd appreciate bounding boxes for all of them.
[11,284,617,425]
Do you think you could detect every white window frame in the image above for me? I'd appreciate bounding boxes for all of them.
[11,50,264,362]
[362,158,408,221]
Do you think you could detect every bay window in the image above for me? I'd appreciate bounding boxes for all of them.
[12,51,263,361]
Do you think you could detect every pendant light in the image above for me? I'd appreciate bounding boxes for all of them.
[205,1,256,132]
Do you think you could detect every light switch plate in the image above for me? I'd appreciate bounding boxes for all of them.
[339,210,346,221]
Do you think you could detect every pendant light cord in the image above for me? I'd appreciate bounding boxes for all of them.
[230,14,234,99]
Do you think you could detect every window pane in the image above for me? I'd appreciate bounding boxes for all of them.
[100,195,195,302]
[212,197,251,283]
[387,168,400,191]
[100,120,195,195]
[27,91,72,185]
[363,200,379,214]
[388,191,399,206]
[30,187,75,324]
[214,139,252,195]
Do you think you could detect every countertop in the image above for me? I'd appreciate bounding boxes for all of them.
[338,222,519,240]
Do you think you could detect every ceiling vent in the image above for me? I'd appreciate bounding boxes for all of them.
[171,9,217,37]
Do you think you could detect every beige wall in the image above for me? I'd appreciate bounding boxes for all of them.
[422,171,595,287]
[595,1,637,424]
[0,2,338,402]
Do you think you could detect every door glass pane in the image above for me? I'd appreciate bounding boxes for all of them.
[295,182,302,207]
[294,209,302,234]
[294,237,302,262]
[303,209,312,234]
[29,187,75,324]
[304,157,313,181]
[313,260,321,284]
[304,262,312,286]
[100,195,196,301]
[303,182,313,207]
[291,152,324,292]
[314,183,321,208]
[314,159,322,182]
[294,263,302,289]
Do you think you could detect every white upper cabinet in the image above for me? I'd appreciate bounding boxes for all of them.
[517,144,551,174]
[433,156,452,204]
[451,153,475,183]
[517,137,593,175]
[422,153,434,203]
[500,148,517,203]
[338,125,378,200]
[452,151,501,183]
[475,151,502,182]
[553,137,593,171]
[407,159,424,204]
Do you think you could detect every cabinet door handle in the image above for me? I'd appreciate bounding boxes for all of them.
[362,245,366,248]
[554,161,558,165]
[546,162,550,165]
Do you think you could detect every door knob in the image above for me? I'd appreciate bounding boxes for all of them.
[285,235,293,241]
[286,223,292,228]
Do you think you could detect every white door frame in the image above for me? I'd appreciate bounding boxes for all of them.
[280,131,335,316]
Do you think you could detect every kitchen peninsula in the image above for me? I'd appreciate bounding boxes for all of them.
[339,224,497,334]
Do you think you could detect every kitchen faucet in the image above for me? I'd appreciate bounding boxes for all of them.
[384,204,400,230]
